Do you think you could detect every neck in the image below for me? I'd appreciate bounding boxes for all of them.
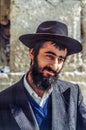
[27,72,45,97]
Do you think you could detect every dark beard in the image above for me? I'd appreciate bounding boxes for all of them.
[30,64,59,90]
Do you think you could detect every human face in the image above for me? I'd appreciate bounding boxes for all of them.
[29,41,67,90]
[34,41,67,76]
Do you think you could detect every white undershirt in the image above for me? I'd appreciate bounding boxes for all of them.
[23,74,53,107]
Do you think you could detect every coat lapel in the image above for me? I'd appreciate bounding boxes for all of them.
[51,81,70,130]
[10,78,39,130]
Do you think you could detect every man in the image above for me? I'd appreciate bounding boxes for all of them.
[0,21,86,130]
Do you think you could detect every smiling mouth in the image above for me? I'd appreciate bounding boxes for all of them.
[43,70,55,76]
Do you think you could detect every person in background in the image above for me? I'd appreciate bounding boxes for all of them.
[0,15,10,73]
[0,20,86,130]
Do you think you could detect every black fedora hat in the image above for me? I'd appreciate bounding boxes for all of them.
[19,21,82,56]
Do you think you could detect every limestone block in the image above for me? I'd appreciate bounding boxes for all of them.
[0,72,24,91]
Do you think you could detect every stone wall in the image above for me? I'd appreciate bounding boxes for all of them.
[0,0,86,103]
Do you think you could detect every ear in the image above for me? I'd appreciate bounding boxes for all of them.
[29,48,34,60]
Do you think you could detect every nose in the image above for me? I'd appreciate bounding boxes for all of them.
[50,58,59,71]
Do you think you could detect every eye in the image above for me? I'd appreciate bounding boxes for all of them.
[46,55,54,60]
[58,57,65,63]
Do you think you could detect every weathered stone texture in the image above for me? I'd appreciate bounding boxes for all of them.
[0,72,24,91]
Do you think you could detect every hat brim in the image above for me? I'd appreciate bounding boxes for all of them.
[19,33,82,56]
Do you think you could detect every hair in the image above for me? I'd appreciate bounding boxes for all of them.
[29,40,67,64]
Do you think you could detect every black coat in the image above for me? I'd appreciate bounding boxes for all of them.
[0,76,86,130]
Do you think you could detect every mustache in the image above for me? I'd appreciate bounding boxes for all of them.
[42,66,58,76]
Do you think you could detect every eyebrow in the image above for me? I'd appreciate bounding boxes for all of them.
[45,51,66,60]
[45,51,56,56]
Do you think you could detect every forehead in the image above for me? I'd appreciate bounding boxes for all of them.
[39,41,67,56]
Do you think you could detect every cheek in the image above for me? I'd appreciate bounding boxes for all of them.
[37,62,46,72]
[37,56,48,68]
[57,63,64,71]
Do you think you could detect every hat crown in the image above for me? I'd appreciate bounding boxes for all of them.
[36,21,68,36]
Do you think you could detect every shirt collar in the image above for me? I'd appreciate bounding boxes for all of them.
[23,74,53,107]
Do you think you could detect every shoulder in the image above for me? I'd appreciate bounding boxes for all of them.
[0,76,24,105]
[54,79,80,94]
[57,79,79,88]
[0,83,17,106]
